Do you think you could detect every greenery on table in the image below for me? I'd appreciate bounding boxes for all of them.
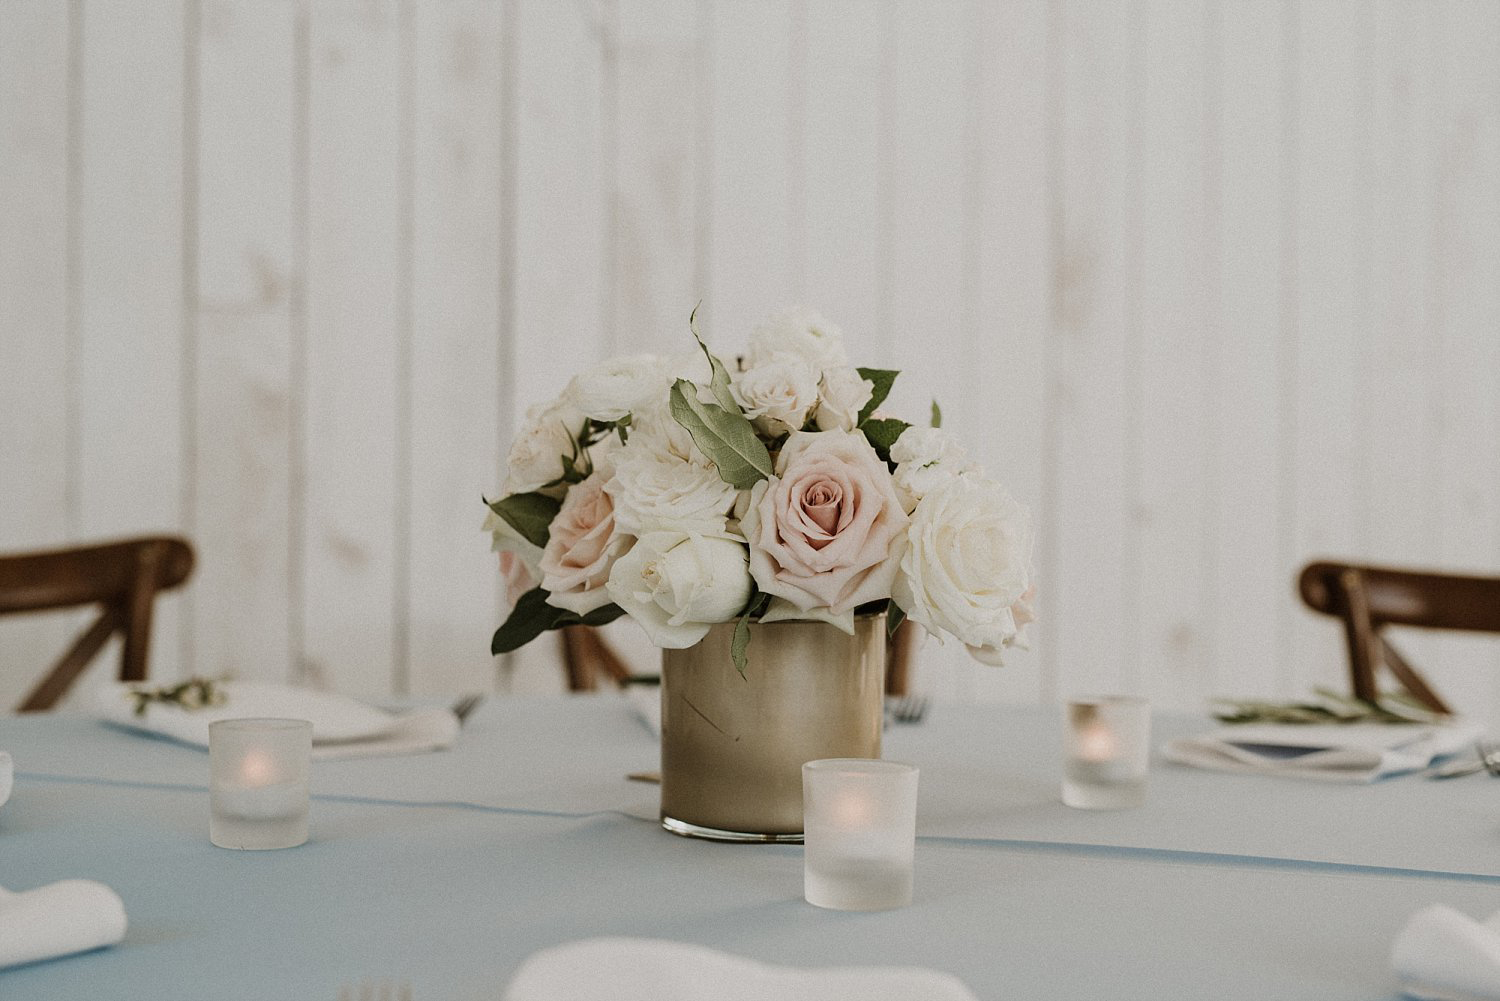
[127,676,227,717]
[1211,688,1447,726]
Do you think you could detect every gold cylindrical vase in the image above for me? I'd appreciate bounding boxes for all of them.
[660,615,885,842]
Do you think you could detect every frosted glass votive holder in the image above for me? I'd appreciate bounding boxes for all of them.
[802,759,919,911]
[209,718,312,850]
[1062,696,1150,810]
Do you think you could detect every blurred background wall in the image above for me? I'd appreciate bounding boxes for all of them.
[2,1,1498,717]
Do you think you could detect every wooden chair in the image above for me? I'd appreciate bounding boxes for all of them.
[559,625,636,691]
[0,536,195,711]
[1298,560,1500,716]
[558,618,918,695]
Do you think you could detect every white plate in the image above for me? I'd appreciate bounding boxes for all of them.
[95,681,399,748]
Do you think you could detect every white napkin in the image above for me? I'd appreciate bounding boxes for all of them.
[94,682,460,760]
[0,751,11,811]
[504,938,980,1001]
[1162,720,1481,782]
[0,879,127,970]
[1393,904,1500,1000]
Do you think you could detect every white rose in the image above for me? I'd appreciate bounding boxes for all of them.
[731,353,821,436]
[502,397,585,495]
[747,308,848,373]
[606,531,753,648]
[814,366,874,432]
[893,475,1033,654]
[605,416,738,536]
[563,354,671,422]
[889,426,977,511]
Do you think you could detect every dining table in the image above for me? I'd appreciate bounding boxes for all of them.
[2,694,1498,1000]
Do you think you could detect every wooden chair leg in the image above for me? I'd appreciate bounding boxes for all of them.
[560,626,595,691]
[1337,569,1381,704]
[1380,635,1453,716]
[18,607,120,712]
[886,619,917,696]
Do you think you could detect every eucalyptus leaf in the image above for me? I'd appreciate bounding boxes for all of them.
[887,603,908,638]
[856,368,899,424]
[486,492,561,549]
[861,417,911,464]
[930,399,942,428]
[688,303,740,413]
[731,614,752,679]
[669,378,773,488]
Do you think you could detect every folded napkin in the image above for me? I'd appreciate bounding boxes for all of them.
[0,751,11,811]
[0,879,127,970]
[94,682,460,760]
[1162,719,1481,782]
[504,938,979,1001]
[1393,904,1500,1000]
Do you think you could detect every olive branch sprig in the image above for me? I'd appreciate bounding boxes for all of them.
[127,676,229,717]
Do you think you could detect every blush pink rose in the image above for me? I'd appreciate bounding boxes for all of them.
[498,551,538,610]
[741,430,909,631]
[539,474,631,615]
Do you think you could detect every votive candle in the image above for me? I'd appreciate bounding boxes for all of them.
[802,759,919,911]
[209,718,312,850]
[1062,697,1150,810]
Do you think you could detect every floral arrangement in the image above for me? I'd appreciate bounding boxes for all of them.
[485,308,1034,673]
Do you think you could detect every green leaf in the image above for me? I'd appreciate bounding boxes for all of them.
[491,586,628,654]
[485,492,561,549]
[930,399,942,428]
[856,368,899,424]
[491,587,568,654]
[886,603,907,638]
[688,303,740,413]
[578,603,628,628]
[731,614,752,679]
[861,417,911,464]
[669,378,773,488]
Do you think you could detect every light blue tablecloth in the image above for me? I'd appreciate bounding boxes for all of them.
[2,697,1497,999]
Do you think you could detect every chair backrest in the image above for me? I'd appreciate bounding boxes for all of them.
[1298,560,1500,715]
[0,536,195,711]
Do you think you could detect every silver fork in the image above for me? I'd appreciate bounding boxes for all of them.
[337,981,410,1001]
[450,693,484,726]
[890,694,930,724]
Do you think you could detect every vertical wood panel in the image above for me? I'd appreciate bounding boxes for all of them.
[884,0,974,702]
[1366,0,1444,693]
[303,0,402,696]
[76,0,188,683]
[1434,1,1500,719]
[1213,0,1289,700]
[1291,0,1371,697]
[1134,0,1211,707]
[612,0,703,354]
[1052,0,1139,699]
[407,0,504,694]
[505,0,613,694]
[972,0,1051,704]
[193,0,297,684]
[706,0,792,341]
[0,1,74,708]
[801,0,881,351]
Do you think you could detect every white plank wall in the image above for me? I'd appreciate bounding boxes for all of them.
[2,0,1499,721]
